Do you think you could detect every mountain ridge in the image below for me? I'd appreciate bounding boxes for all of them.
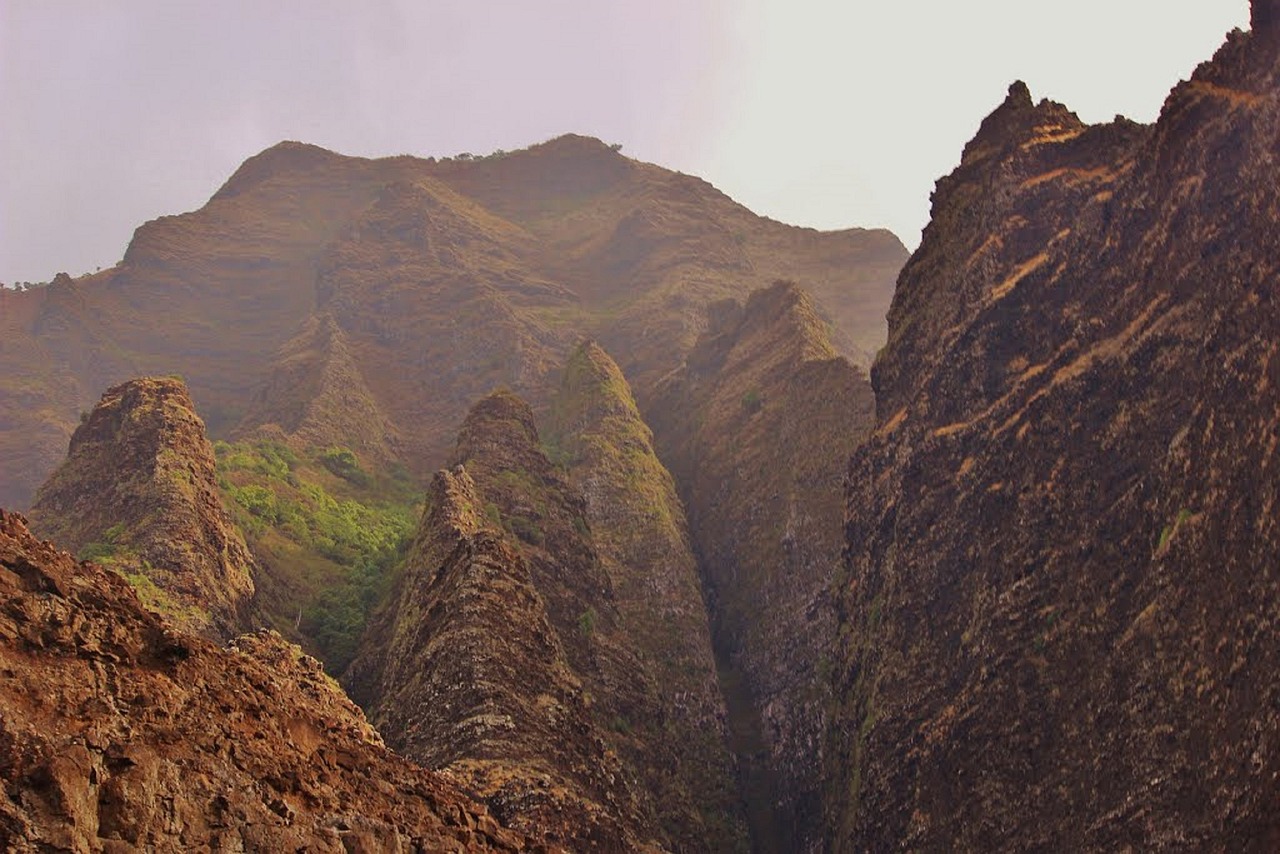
[0,134,905,511]
[829,13,1280,849]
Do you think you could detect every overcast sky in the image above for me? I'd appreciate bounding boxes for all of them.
[0,1,1251,283]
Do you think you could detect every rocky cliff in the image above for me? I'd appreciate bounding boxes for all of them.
[547,341,746,850]
[649,282,877,851]
[0,136,905,510]
[348,388,745,850]
[829,10,1280,850]
[27,377,256,639]
[0,509,541,852]
[344,465,645,849]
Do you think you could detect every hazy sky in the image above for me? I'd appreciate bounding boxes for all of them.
[0,1,1251,283]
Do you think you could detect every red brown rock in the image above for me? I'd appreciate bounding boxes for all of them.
[0,509,544,852]
[0,137,905,511]
[829,17,1280,851]
[28,377,256,640]
[649,282,877,852]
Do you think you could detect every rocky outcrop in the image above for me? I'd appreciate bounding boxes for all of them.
[547,341,747,851]
[0,135,904,509]
[649,282,877,852]
[1255,0,1279,33]
[345,466,644,849]
[0,509,539,852]
[829,15,1280,850]
[28,377,255,639]
[354,390,723,849]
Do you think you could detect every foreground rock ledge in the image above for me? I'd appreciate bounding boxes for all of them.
[0,508,552,852]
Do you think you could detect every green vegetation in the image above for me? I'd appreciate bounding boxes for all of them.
[77,523,127,562]
[214,439,417,673]
[578,607,598,636]
[483,467,550,546]
[318,446,370,486]
[741,388,764,413]
[1156,507,1196,553]
[122,566,203,627]
[508,514,545,546]
[541,439,573,471]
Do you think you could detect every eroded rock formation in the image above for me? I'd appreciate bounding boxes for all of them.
[650,282,877,851]
[830,13,1280,850]
[349,388,746,850]
[0,136,905,510]
[548,341,746,850]
[28,377,255,639]
[0,509,540,852]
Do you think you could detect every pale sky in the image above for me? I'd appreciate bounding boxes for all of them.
[0,1,1251,283]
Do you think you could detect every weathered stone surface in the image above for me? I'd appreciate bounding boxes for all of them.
[650,282,877,852]
[548,341,747,851]
[829,23,1280,851]
[0,509,542,852]
[347,395,658,850]
[28,377,256,639]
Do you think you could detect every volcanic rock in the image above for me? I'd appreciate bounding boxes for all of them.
[0,136,905,509]
[0,509,541,852]
[649,282,877,852]
[28,377,255,639]
[347,391,684,850]
[829,23,1280,851]
[547,340,747,850]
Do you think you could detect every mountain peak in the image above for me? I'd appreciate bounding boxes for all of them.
[28,376,256,639]
[530,133,622,158]
[213,140,349,200]
[958,80,1082,168]
[1005,80,1034,108]
[454,389,541,461]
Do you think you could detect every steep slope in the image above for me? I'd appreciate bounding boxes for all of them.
[238,313,400,462]
[0,509,539,852]
[649,282,877,852]
[0,135,905,509]
[344,467,645,850]
[830,9,1280,850]
[350,384,753,851]
[27,377,255,639]
[547,341,747,850]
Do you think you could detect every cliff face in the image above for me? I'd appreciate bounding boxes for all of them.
[0,136,905,510]
[348,388,742,850]
[27,377,255,639]
[547,341,746,850]
[0,509,538,852]
[830,15,1280,851]
[649,282,877,852]
[344,466,644,849]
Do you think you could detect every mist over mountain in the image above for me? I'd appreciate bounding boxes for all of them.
[3,6,1279,852]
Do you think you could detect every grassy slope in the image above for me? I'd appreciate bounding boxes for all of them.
[213,439,417,672]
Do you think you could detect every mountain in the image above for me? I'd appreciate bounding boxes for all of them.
[0,509,543,851]
[348,386,744,850]
[0,131,904,850]
[829,8,1280,850]
[26,377,255,639]
[344,462,646,849]
[0,136,905,510]
[546,341,746,850]
[648,282,877,851]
